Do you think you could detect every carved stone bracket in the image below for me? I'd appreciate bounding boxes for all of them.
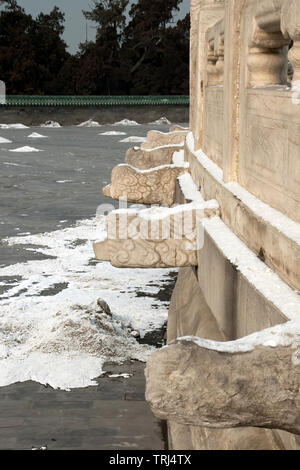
[125,144,184,170]
[103,163,189,207]
[145,321,300,434]
[93,200,219,268]
[141,130,188,150]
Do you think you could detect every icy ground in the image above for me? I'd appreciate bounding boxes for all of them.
[0,216,174,391]
[0,119,184,391]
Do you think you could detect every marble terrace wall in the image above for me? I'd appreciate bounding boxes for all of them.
[93,0,300,450]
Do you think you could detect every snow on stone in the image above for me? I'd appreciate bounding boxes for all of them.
[28,132,48,139]
[113,119,140,126]
[172,150,185,165]
[0,136,12,143]
[173,218,300,354]
[119,136,147,143]
[0,216,173,390]
[149,117,171,125]
[40,121,61,128]
[226,182,300,245]
[77,119,101,127]
[118,160,189,174]
[9,146,43,153]
[99,131,127,136]
[187,132,300,245]
[177,173,204,203]
[186,132,223,181]
[136,200,219,222]
[177,318,300,357]
[202,216,300,322]
[0,123,29,129]
[108,373,132,379]
[1,161,29,167]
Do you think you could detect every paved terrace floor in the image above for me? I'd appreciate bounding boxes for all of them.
[0,362,166,450]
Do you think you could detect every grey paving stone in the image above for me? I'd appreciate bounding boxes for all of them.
[0,362,166,450]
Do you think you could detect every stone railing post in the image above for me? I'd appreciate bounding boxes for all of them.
[192,0,225,150]
[222,0,247,183]
[281,0,300,85]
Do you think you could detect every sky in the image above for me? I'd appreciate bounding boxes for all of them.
[14,0,190,54]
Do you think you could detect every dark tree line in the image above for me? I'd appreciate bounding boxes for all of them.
[0,0,189,95]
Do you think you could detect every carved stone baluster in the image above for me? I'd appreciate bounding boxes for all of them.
[216,34,225,84]
[281,0,300,85]
[207,40,219,85]
[248,25,290,87]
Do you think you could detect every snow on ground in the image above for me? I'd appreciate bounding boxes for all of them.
[112,119,140,126]
[28,132,48,139]
[0,137,12,143]
[99,131,127,136]
[56,180,73,184]
[149,117,171,125]
[9,146,43,153]
[0,216,173,390]
[0,123,29,129]
[119,136,147,143]
[40,121,61,128]
[77,119,101,128]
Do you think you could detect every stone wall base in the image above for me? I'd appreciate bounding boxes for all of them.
[167,267,300,450]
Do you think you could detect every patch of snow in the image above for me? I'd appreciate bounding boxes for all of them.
[136,200,219,222]
[99,131,127,136]
[0,123,29,129]
[177,317,300,354]
[172,125,189,131]
[56,180,73,183]
[226,182,300,245]
[178,173,205,203]
[40,121,61,128]
[172,150,185,165]
[0,136,12,143]
[202,217,300,322]
[119,136,147,143]
[142,143,184,152]
[108,373,132,379]
[9,146,43,153]
[118,160,189,174]
[113,119,140,126]
[149,117,171,125]
[0,217,174,390]
[28,132,48,139]
[77,119,101,128]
